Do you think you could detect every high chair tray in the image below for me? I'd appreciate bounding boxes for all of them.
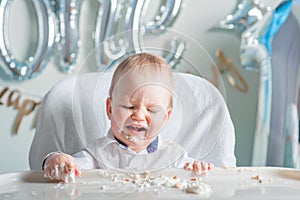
[1,167,300,199]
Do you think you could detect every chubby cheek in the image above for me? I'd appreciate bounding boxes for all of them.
[147,112,167,137]
[110,117,121,137]
[110,108,129,131]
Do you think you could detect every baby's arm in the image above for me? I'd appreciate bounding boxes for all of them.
[43,152,81,183]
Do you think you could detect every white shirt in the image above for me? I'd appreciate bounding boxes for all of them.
[73,130,194,170]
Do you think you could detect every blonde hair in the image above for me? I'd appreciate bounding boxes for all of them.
[109,53,174,107]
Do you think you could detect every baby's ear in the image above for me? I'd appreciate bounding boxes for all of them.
[164,107,172,123]
[106,98,112,120]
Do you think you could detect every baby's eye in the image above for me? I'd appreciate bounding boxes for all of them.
[147,107,161,113]
[122,105,134,109]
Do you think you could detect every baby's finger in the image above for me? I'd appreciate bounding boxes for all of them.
[74,164,81,176]
[200,162,214,171]
[193,161,202,175]
[207,163,214,170]
[43,165,53,179]
[63,164,76,183]
[201,162,208,170]
[184,162,193,170]
[51,164,61,179]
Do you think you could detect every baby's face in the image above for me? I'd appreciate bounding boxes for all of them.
[106,70,173,152]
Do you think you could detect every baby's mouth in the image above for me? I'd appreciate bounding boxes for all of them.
[126,125,148,133]
[120,125,149,142]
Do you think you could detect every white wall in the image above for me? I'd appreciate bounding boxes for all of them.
[0,0,299,173]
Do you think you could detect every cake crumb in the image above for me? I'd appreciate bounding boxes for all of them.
[251,175,261,181]
[251,175,273,183]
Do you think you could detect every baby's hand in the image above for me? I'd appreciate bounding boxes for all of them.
[184,161,214,175]
[43,152,81,183]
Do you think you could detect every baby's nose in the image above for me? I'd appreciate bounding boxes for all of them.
[131,108,146,121]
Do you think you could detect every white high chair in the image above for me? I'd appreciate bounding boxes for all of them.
[29,71,236,170]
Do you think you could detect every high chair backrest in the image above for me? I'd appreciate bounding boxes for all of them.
[29,71,236,170]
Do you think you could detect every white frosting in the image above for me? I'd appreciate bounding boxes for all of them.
[96,169,212,195]
[119,126,147,143]
[186,182,211,195]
